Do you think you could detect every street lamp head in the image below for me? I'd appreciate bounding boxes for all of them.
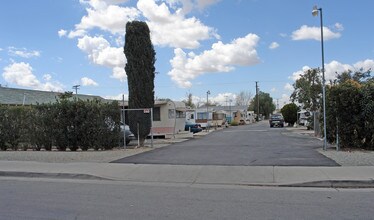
[312,5,319,17]
[207,90,210,95]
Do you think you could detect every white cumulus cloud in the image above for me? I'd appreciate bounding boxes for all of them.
[284,83,293,92]
[43,74,52,81]
[324,60,352,81]
[269,42,279,49]
[289,59,374,83]
[75,5,140,35]
[292,25,341,41]
[111,66,127,82]
[289,66,311,81]
[79,0,129,10]
[77,35,127,81]
[8,47,41,58]
[81,77,99,86]
[2,62,63,91]
[279,94,291,109]
[58,29,67,37]
[104,93,128,100]
[138,0,219,49]
[165,0,220,14]
[211,92,236,106]
[168,33,260,88]
[334,23,344,31]
[353,59,374,72]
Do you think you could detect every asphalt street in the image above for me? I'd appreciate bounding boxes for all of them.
[1,178,373,220]
[112,122,339,166]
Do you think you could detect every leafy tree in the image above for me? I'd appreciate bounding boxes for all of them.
[58,91,73,100]
[183,93,196,108]
[291,68,322,111]
[235,91,252,106]
[248,91,275,119]
[281,103,298,126]
[124,21,156,147]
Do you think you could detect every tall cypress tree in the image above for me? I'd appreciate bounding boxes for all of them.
[124,21,156,147]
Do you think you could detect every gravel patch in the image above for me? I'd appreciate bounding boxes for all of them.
[318,149,374,166]
[0,148,153,163]
[0,139,180,163]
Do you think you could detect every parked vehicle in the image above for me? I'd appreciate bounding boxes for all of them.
[185,122,203,133]
[120,123,136,145]
[269,114,284,128]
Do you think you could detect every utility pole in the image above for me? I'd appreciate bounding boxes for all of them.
[255,81,259,121]
[276,98,279,110]
[72,85,80,95]
[206,90,210,131]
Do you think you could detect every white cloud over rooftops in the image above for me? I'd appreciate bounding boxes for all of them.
[103,93,129,101]
[289,66,311,81]
[77,35,127,81]
[168,33,260,88]
[2,62,63,91]
[291,25,341,41]
[81,77,99,86]
[289,59,374,83]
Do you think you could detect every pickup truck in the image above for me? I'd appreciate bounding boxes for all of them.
[269,114,284,128]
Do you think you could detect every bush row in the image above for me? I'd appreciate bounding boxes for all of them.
[326,79,374,150]
[0,99,121,151]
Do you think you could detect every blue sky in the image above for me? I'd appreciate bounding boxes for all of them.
[1,0,373,107]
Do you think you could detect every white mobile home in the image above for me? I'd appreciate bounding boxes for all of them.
[152,100,187,137]
[121,100,187,138]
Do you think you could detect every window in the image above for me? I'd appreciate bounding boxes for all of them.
[176,110,185,118]
[168,109,175,119]
[169,109,186,119]
[213,113,224,120]
[153,107,161,121]
[197,112,208,120]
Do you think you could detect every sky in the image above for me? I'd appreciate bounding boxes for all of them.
[1,0,374,108]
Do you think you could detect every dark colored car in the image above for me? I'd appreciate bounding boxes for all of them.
[269,114,284,128]
[185,122,203,133]
[120,123,136,145]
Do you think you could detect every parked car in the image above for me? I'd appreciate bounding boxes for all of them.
[185,122,203,133]
[269,114,284,128]
[120,123,136,145]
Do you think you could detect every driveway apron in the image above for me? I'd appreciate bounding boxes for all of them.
[112,122,339,166]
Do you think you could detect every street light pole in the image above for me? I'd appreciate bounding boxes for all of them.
[206,90,210,131]
[313,6,327,151]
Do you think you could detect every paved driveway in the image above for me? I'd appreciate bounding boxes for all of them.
[112,122,339,166]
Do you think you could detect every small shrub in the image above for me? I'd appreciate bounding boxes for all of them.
[230,121,239,126]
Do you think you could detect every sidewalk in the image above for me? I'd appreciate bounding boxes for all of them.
[0,161,374,188]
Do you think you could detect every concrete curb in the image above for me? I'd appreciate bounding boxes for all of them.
[1,161,373,189]
[1,170,374,188]
[0,171,110,180]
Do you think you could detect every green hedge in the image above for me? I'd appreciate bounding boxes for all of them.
[326,79,374,150]
[0,99,121,151]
